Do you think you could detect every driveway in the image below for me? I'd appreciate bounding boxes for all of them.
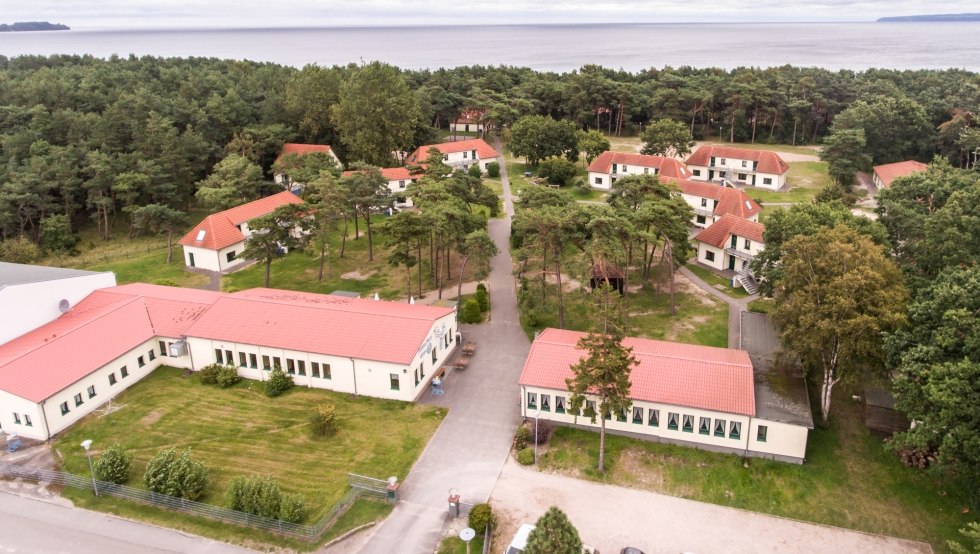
[489,458,931,554]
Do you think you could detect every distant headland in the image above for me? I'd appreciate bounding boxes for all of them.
[0,21,70,32]
[878,13,980,22]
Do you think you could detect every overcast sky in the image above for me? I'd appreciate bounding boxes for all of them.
[4,0,977,28]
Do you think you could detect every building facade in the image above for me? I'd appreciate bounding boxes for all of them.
[671,179,762,229]
[586,152,693,190]
[273,143,343,193]
[407,138,500,173]
[872,160,928,189]
[685,146,789,190]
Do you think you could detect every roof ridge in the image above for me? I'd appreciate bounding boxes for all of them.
[223,294,448,322]
[534,333,751,368]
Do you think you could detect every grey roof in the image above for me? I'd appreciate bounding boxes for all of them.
[0,262,105,289]
[864,387,897,410]
[740,311,814,429]
[328,290,361,298]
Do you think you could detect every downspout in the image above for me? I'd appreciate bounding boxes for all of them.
[349,357,358,396]
[39,400,51,441]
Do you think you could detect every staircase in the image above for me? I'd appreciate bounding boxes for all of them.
[735,270,759,295]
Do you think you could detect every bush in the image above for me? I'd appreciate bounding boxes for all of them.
[0,236,41,264]
[198,363,221,385]
[265,367,294,397]
[279,493,306,523]
[526,506,582,554]
[517,447,535,465]
[94,443,132,484]
[468,164,483,178]
[40,214,78,254]
[460,299,482,324]
[476,282,487,293]
[215,365,241,388]
[515,424,530,451]
[537,157,578,186]
[532,420,555,445]
[144,447,209,500]
[154,279,179,287]
[486,162,500,178]
[310,403,338,437]
[468,502,494,533]
[475,287,489,312]
[574,177,592,194]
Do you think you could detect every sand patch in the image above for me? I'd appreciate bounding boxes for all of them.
[140,409,164,426]
[340,269,377,281]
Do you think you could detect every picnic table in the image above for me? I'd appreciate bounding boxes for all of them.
[454,357,470,370]
[462,342,476,356]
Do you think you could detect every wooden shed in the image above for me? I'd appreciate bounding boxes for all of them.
[589,261,625,295]
[863,387,911,435]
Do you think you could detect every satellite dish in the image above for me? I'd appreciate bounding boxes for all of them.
[58,299,70,313]
[460,528,476,542]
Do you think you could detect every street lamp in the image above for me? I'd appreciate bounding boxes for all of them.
[533,410,540,465]
[80,439,99,496]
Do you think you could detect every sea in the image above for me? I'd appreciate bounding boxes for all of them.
[1,22,979,72]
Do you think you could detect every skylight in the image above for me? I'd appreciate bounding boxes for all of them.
[745,200,752,210]
[196,229,206,241]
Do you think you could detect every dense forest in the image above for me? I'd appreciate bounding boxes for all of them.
[0,54,979,245]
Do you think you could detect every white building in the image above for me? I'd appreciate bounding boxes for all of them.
[694,214,765,293]
[0,281,458,441]
[344,167,424,210]
[518,328,811,464]
[178,191,304,273]
[685,146,789,190]
[273,143,342,193]
[586,152,693,190]
[407,138,500,173]
[449,108,487,136]
[0,263,116,345]
[670,179,762,228]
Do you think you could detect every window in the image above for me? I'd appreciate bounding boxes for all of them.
[585,400,596,418]
[617,408,627,422]
[741,160,748,167]
[420,360,425,379]
[541,394,551,412]
[323,363,332,379]
[737,173,747,180]
[60,402,69,415]
[648,409,660,427]
[720,158,726,164]
[632,406,644,424]
[247,353,257,368]
[696,215,706,225]
[226,251,237,263]
[108,373,117,385]
[462,151,468,159]
[262,355,271,370]
[527,392,537,409]
[667,412,679,430]
[555,396,566,414]
[159,341,167,356]
[594,177,603,185]
[763,177,772,185]
[442,154,449,161]
[225,350,233,365]
[682,414,694,433]
[714,419,726,437]
[239,352,247,367]
[121,366,129,378]
[215,349,223,364]
[23,414,31,427]
[286,359,296,375]
[693,169,701,177]
[74,393,84,407]
[414,368,420,386]
[730,421,742,440]
[700,198,708,207]
[390,373,400,391]
[137,356,145,368]
[298,360,306,376]
[699,417,710,435]
[87,385,96,399]
[622,165,628,172]
[398,180,406,189]
[705,251,715,262]
[756,425,767,442]
[643,167,649,174]
[148,349,155,361]
[744,239,751,250]
[13,413,20,425]
[273,357,282,370]
[312,362,321,378]
[611,163,618,174]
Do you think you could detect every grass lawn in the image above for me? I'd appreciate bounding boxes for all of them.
[745,161,831,205]
[54,367,445,527]
[437,534,486,554]
[686,264,750,299]
[536,396,973,552]
[748,298,775,314]
[697,140,822,157]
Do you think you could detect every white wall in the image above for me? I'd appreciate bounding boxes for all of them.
[680,193,717,228]
[697,243,727,270]
[450,122,484,134]
[0,391,49,440]
[388,179,415,208]
[755,172,785,190]
[588,172,611,190]
[0,272,117,345]
[687,165,710,181]
[748,418,809,462]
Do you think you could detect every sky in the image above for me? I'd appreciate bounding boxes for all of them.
[4,0,978,28]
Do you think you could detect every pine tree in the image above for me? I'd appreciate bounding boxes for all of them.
[525,506,583,554]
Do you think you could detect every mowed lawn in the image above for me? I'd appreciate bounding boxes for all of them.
[54,367,446,522]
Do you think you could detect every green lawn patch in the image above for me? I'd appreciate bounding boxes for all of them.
[537,397,972,552]
[54,367,445,526]
[437,534,486,554]
[686,265,750,298]
[748,298,775,314]
[698,140,822,157]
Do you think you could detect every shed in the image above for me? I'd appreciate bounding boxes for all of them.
[589,261,625,295]
[863,387,911,435]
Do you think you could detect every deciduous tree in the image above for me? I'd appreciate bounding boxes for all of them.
[240,204,309,287]
[640,117,695,158]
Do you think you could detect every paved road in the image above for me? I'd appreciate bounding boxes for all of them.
[490,458,932,554]
[0,493,254,554]
[360,144,530,553]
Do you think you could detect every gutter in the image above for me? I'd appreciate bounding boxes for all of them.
[349,357,358,396]
[39,400,51,441]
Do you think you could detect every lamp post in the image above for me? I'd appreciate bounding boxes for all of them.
[80,439,99,497]
[533,410,540,465]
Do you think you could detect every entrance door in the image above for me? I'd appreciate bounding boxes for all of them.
[188,252,195,267]
[728,256,736,270]
[708,170,715,180]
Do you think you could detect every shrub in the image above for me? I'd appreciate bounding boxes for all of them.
[476,282,487,293]
[475,287,489,312]
[198,363,221,385]
[537,157,578,186]
[0,236,41,264]
[532,420,555,445]
[40,214,78,254]
[215,365,241,388]
[94,443,132,484]
[265,367,294,397]
[460,299,482,324]
[486,162,500,178]
[515,424,530,451]
[154,279,179,287]
[279,493,306,523]
[574,177,592,194]
[144,447,209,500]
[468,164,483,178]
[526,506,582,554]
[228,475,306,523]
[468,502,494,533]
[517,447,535,465]
[310,403,338,437]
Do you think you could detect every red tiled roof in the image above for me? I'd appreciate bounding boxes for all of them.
[587,152,692,179]
[342,167,423,182]
[454,109,486,125]
[183,288,453,365]
[179,191,303,251]
[407,138,499,164]
[519,328,756,416]
[694,214,765,248]
[275,143,336,165]
[873,160,928,188]
[685,146,789,175]
[670,178,762,219]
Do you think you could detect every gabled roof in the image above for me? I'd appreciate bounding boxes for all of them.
[342,167,424,182]
[519,328,756,416]
[685,146,790,175]
[183,288,454,366]
[275,143,337,165]
[179,191,303,251]
[454,108,486,124]
[670,179,763,220]
[587,151,692,179]
[407,138,499,164]
[694,214,766,248]
[0,262,104,290]
[873,160,928,188]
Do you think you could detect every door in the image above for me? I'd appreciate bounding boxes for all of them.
[708,170,715,180]
[728,256,736,270]
[188,252,195,267]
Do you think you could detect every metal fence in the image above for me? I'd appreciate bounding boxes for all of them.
[0,463,393,542]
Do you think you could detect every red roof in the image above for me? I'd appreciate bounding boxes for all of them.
[694,214,765,248]
[179,191,303,251]
[342,167,423,182]
[519,328,756,416]
[685,146,789,175]
[407,138,499,164]
[183,288,453,365]
[0,284,223,402]
[873,160,928,188]
[275,143,336,165]
[587,152,692,179]
[454,109,486,125]
[670,178,762,220]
